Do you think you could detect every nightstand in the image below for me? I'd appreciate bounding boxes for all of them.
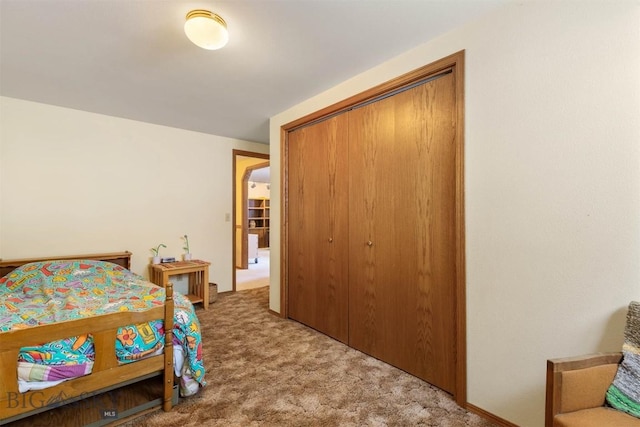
[149,260,211,310]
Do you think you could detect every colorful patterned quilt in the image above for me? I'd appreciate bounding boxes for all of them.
[0,260,206,395]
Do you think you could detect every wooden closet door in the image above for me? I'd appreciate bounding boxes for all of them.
[287,114,350,343]
[348,73,457,393]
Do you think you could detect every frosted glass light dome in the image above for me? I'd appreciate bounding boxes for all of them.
[184,10,229,50]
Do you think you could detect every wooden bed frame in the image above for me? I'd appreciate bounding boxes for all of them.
[0,251,175,425]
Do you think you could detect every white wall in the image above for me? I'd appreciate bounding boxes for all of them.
[269,1,640,426]
[0,96,269,292]
[248,183,270,200]
[0,98,3,255]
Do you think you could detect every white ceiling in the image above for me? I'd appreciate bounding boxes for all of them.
[250,167,270,184]
[0,0,509,144]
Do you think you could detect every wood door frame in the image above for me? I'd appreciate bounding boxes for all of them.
[232,150,269,292]
[280,50,466,405]
[239,162,270,267]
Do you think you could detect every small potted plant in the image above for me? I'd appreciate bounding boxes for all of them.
[151,243,166,264]
[182,235,192,261]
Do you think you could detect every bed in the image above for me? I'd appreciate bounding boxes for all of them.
[0,251,205,424]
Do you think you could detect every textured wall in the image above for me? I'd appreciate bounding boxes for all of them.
[0,96,269,291]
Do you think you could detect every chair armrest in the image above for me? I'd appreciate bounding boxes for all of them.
[546,352,622,427]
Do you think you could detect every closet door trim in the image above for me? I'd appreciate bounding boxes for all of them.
[289,68,453,133]
[280,50,466,405]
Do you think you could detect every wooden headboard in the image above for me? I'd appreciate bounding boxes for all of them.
[0,251,132,278]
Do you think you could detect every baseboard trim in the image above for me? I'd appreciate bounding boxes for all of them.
[268,309,283,318]
[466,403,518,427]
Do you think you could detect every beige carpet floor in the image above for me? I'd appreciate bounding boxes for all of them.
[129,287,496,427]
[236,248,270,291]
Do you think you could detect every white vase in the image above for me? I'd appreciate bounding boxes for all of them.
[183,253,192,261]
[152,256,161,265]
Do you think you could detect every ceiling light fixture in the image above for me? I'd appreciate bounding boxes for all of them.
[184,9,229,50]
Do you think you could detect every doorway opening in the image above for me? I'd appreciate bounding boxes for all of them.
[232,150,270,292]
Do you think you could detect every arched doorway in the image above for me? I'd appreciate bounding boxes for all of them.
[232,150,270,292]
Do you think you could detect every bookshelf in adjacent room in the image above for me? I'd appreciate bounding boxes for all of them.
[248,198,269,248]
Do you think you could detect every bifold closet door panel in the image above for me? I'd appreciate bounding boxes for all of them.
[348,73,457,393]
[287,114,350,343]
